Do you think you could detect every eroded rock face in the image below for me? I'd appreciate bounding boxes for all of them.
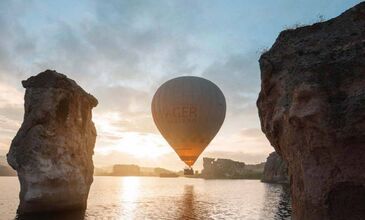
[257,3,365,220]
[261,152,288,184]
[201,157,246,178]
[7,70,98,213]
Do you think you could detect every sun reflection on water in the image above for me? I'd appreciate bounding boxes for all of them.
[119,177,140,219]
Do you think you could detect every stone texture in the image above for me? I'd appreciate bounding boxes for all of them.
[201,158,246,179]
[7,70,98,213]
[257,3,365,220]
[261,152,288,184]
[201,157,264,179]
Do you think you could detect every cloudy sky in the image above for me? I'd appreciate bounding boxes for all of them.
[0,0,361,170]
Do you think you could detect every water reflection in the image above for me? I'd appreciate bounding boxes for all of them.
[179,184,210,219]
[2,177,293,219]
[180,185,195,219]
[119,177,140,219]
[261,183,292,220]
[16,209,85,220]
[275,185,291,219]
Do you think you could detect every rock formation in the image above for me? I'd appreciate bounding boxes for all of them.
[7,70,98,213]
[112,164,140,176]
[202,158,245,179]
[261,152,288,184]
[257,3,365,220]
[201,157,263,179]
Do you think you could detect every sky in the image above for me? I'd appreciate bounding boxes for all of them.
[0,0,361,170]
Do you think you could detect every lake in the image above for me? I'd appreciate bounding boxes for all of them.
[0,177,291,220]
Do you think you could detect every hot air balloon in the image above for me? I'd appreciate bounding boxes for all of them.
[151,76,226,174]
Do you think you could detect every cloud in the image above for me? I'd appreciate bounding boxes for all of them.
[93,85,150,112]
[0,1,269,166]
[202,52,260,93]
[0,0,359,168]
[0,1,36,83]
[0,1,201,156]
[0,82,23,152]
[0,115,20,153]
[240,128,265,140]
[92,85,158,137]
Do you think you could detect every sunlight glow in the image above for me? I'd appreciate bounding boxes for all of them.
[119,177,140,219]
[0,82,23,107]
[94,112,172,159]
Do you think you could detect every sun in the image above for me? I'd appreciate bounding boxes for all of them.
[115,132,171,158]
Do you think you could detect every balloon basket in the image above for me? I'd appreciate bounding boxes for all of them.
[184,167,194,175]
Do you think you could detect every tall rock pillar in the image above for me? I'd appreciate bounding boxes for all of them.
[7,70,98,213]
[257,3,365,220]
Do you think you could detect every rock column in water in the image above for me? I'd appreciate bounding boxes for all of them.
[257,3,365,220]
[7,70,98,213]
[261,152,288,184]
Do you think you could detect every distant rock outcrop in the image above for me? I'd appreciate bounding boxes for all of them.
[261,152,288,184]
[201,157,262,179]
[257,3,365,220]
[112,164,140,176]
[7,70,98,214]
[202,158,245,179]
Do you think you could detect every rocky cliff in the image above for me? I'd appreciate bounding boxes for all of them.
[261,152,288,184]
[201,157,263,179]
[257,3,365,220]
[202,158,245,179]
[7,70,98,213]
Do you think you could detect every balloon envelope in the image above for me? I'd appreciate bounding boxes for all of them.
[151,76,226,166]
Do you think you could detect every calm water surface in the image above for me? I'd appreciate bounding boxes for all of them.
[0,176,291,220]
